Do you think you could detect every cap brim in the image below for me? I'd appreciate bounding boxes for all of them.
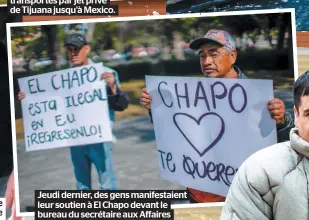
[63,42,84,48]
[189,38,223,50]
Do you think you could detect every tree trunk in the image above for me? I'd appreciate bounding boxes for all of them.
[277,14,289,50]
[85,23,95,43]
[42,26,61,69]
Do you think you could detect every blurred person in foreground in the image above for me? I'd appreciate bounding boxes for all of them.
[140,29,294,203]
[5,170,22,220]
[18,33,128,193]
[221,70,309,220]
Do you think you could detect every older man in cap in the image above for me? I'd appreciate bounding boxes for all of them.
[18,33,128,193]
[140,29,294,203]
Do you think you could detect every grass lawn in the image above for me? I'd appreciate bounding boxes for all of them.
[14,67,300,140]
[298,55,309,76]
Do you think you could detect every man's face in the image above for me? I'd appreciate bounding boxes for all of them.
[199,42,236,78]
[294,95,309,142]
[66,45,90,66]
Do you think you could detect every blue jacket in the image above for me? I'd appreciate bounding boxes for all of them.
[88,59,128,122]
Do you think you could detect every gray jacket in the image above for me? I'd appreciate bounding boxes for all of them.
[221,127,309,220]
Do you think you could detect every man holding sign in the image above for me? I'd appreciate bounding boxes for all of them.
[5,170,22,220]
[140,29,294,203]
[221,71,309,220]
[18,33,128,192]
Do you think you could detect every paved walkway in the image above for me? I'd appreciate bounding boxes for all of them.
[16,116,186,212]
[15,89,293,212]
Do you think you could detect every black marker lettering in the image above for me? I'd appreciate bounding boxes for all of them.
[55,115,66,126]
[216,163,227,184]
[225,166,237,185]
[46,134,51,142]
[58,131,64,140]
[28,79,37,94]
[30,133,39,144]
[205,162,216,181]
[76,127,84,137]
[65,96,72,108]
[31,119,43,131]
[27,125,113,146]
[38,132,45,143]
[28,100,57,116]
[98,125,102,137]
[64,89,106,108]
[158,81,173,108]
[194,81,210,111]
[77,93,85,105]
[195,161,207,178]
[80,67,89,84]
[41,101,48,112]
[173,112,225,157]
[26,78,45,94]
[89,125,97,135]
[51,75,60,90]
[166,152,176,172]
[85,92,92,103]
[27,136,30,148]
[183,155,195,179]
[67,113,76,124]
[51,131,57,140]
[71,70,81,88]
[210,81,227,109]
[181,155,238,187]
[61,71,71,89]
[85,66,98,83]
[158,150,166,169]
[228,83,247,113]
[36,78,45,93]
[175,83,190,109]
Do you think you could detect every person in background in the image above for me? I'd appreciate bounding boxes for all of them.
[0,40,13,177]
[221,70,309,220]
[18,33,128,192]
[140,29,294,203]
[5,170,22,220]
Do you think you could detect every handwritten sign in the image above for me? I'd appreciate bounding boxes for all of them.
[0,198,4,220]
[18,63,113,152]
[145,75,277,196]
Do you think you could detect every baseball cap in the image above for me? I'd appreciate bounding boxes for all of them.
[63,33,88,48]
[189,29,236,51]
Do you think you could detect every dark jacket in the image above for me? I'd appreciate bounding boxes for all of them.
[148,66,294,143]
[107,86,129,112]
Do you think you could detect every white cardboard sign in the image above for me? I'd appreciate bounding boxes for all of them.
[18,63,113,152]
[146,75,277,196]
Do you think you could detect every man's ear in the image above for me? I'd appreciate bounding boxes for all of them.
[84,45,91,55]
[230,49,237,65]
[294,106,299,127]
